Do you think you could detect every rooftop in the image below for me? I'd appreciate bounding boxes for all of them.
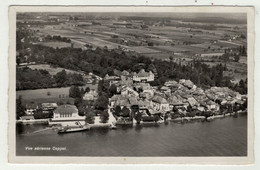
[54,104,78,115]
[152,95,168,104]
[134,69,153,77]
[41,103,58,108]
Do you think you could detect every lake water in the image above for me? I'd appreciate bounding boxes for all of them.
[16,114,247,156]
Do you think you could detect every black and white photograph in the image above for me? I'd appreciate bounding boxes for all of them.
[8,6,254,164]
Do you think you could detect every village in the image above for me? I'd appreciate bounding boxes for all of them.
[17,67,248,132]
[15,12,248,133]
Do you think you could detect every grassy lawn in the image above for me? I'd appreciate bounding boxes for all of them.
[28,64,82,76]
[16,84,98,105]
[16,87,72,100]
[36,41,71,48]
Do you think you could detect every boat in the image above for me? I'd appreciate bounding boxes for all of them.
[57,124,90,134]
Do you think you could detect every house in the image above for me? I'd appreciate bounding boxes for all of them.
[104,74,120,81]
[205,100,219,111]
[114,98,131,109]
[160,86,171,93]
[134,83,154,95]
[115,79,134,93]
[167,94,187,111]
[133,69,154,82]
[110,95,122,107]
[20,115,35,120]
[179,79,197,89]
[164,80,179,87]
[168,95,185,106]
[121,86,139,97]
[137,99,150,110]
[49,104,86,126]
[150,95,170,113]
[25,103,39,115]
[187,97,200,107]
[120,70,132,81]
[140,92,153,99]
[83,90,98,101]
[88,72,102,80]
[41,103,58,113]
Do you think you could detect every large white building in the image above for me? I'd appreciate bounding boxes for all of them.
[49,104,86,126]
[133,69,154,82]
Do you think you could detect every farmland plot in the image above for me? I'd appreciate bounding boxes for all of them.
[36,41,71,48]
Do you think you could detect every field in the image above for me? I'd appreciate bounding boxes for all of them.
[27,64,99,83]
[18,13,247,85]
[25,14,246,60]
[28,64,82,76]
[36,41,71,48]
[16,84,98,105]
[17,63,99,105]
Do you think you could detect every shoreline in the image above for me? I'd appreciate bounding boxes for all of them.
[16,111,247,128]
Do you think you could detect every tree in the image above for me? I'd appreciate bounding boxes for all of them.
[85,87,90,93]
[80,87,85,96]
[186,111,196,117]
[85,108,95,124]
[242,45,246,55]
[135,111,142,124]
[55,70,67,87]
[234,55,240,62]
[74,97,83,107]
[71,73,84,85]
[77,103,87,116]
[114,105,121,117]
[16,58,21,66]
[121,106,130,117]
[95,93,108,110]
[16,95,25,119]
[69,85,81,98]
[100,111,109,123]
[109,84,117,96]
[153,115,160,122]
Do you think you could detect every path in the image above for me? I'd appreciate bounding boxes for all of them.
[108,105,117,125]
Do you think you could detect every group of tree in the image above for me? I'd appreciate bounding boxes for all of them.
[54,70,85,87]
[16,67,85,90]
[16,96,25,119]
[233,79,247,95]
[239,45,247,56]
[114,106,131,117]
[94,80,112,123]
[16,67,55,90]
[44,35,71,43]
[69,85,85,99]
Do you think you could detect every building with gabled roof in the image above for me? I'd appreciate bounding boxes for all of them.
[150,95,170,113]
[41,103,58,114]
[83,89,98,101]
[25,103,39,115]
[133,69,154,82]
[49,104,86,126]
